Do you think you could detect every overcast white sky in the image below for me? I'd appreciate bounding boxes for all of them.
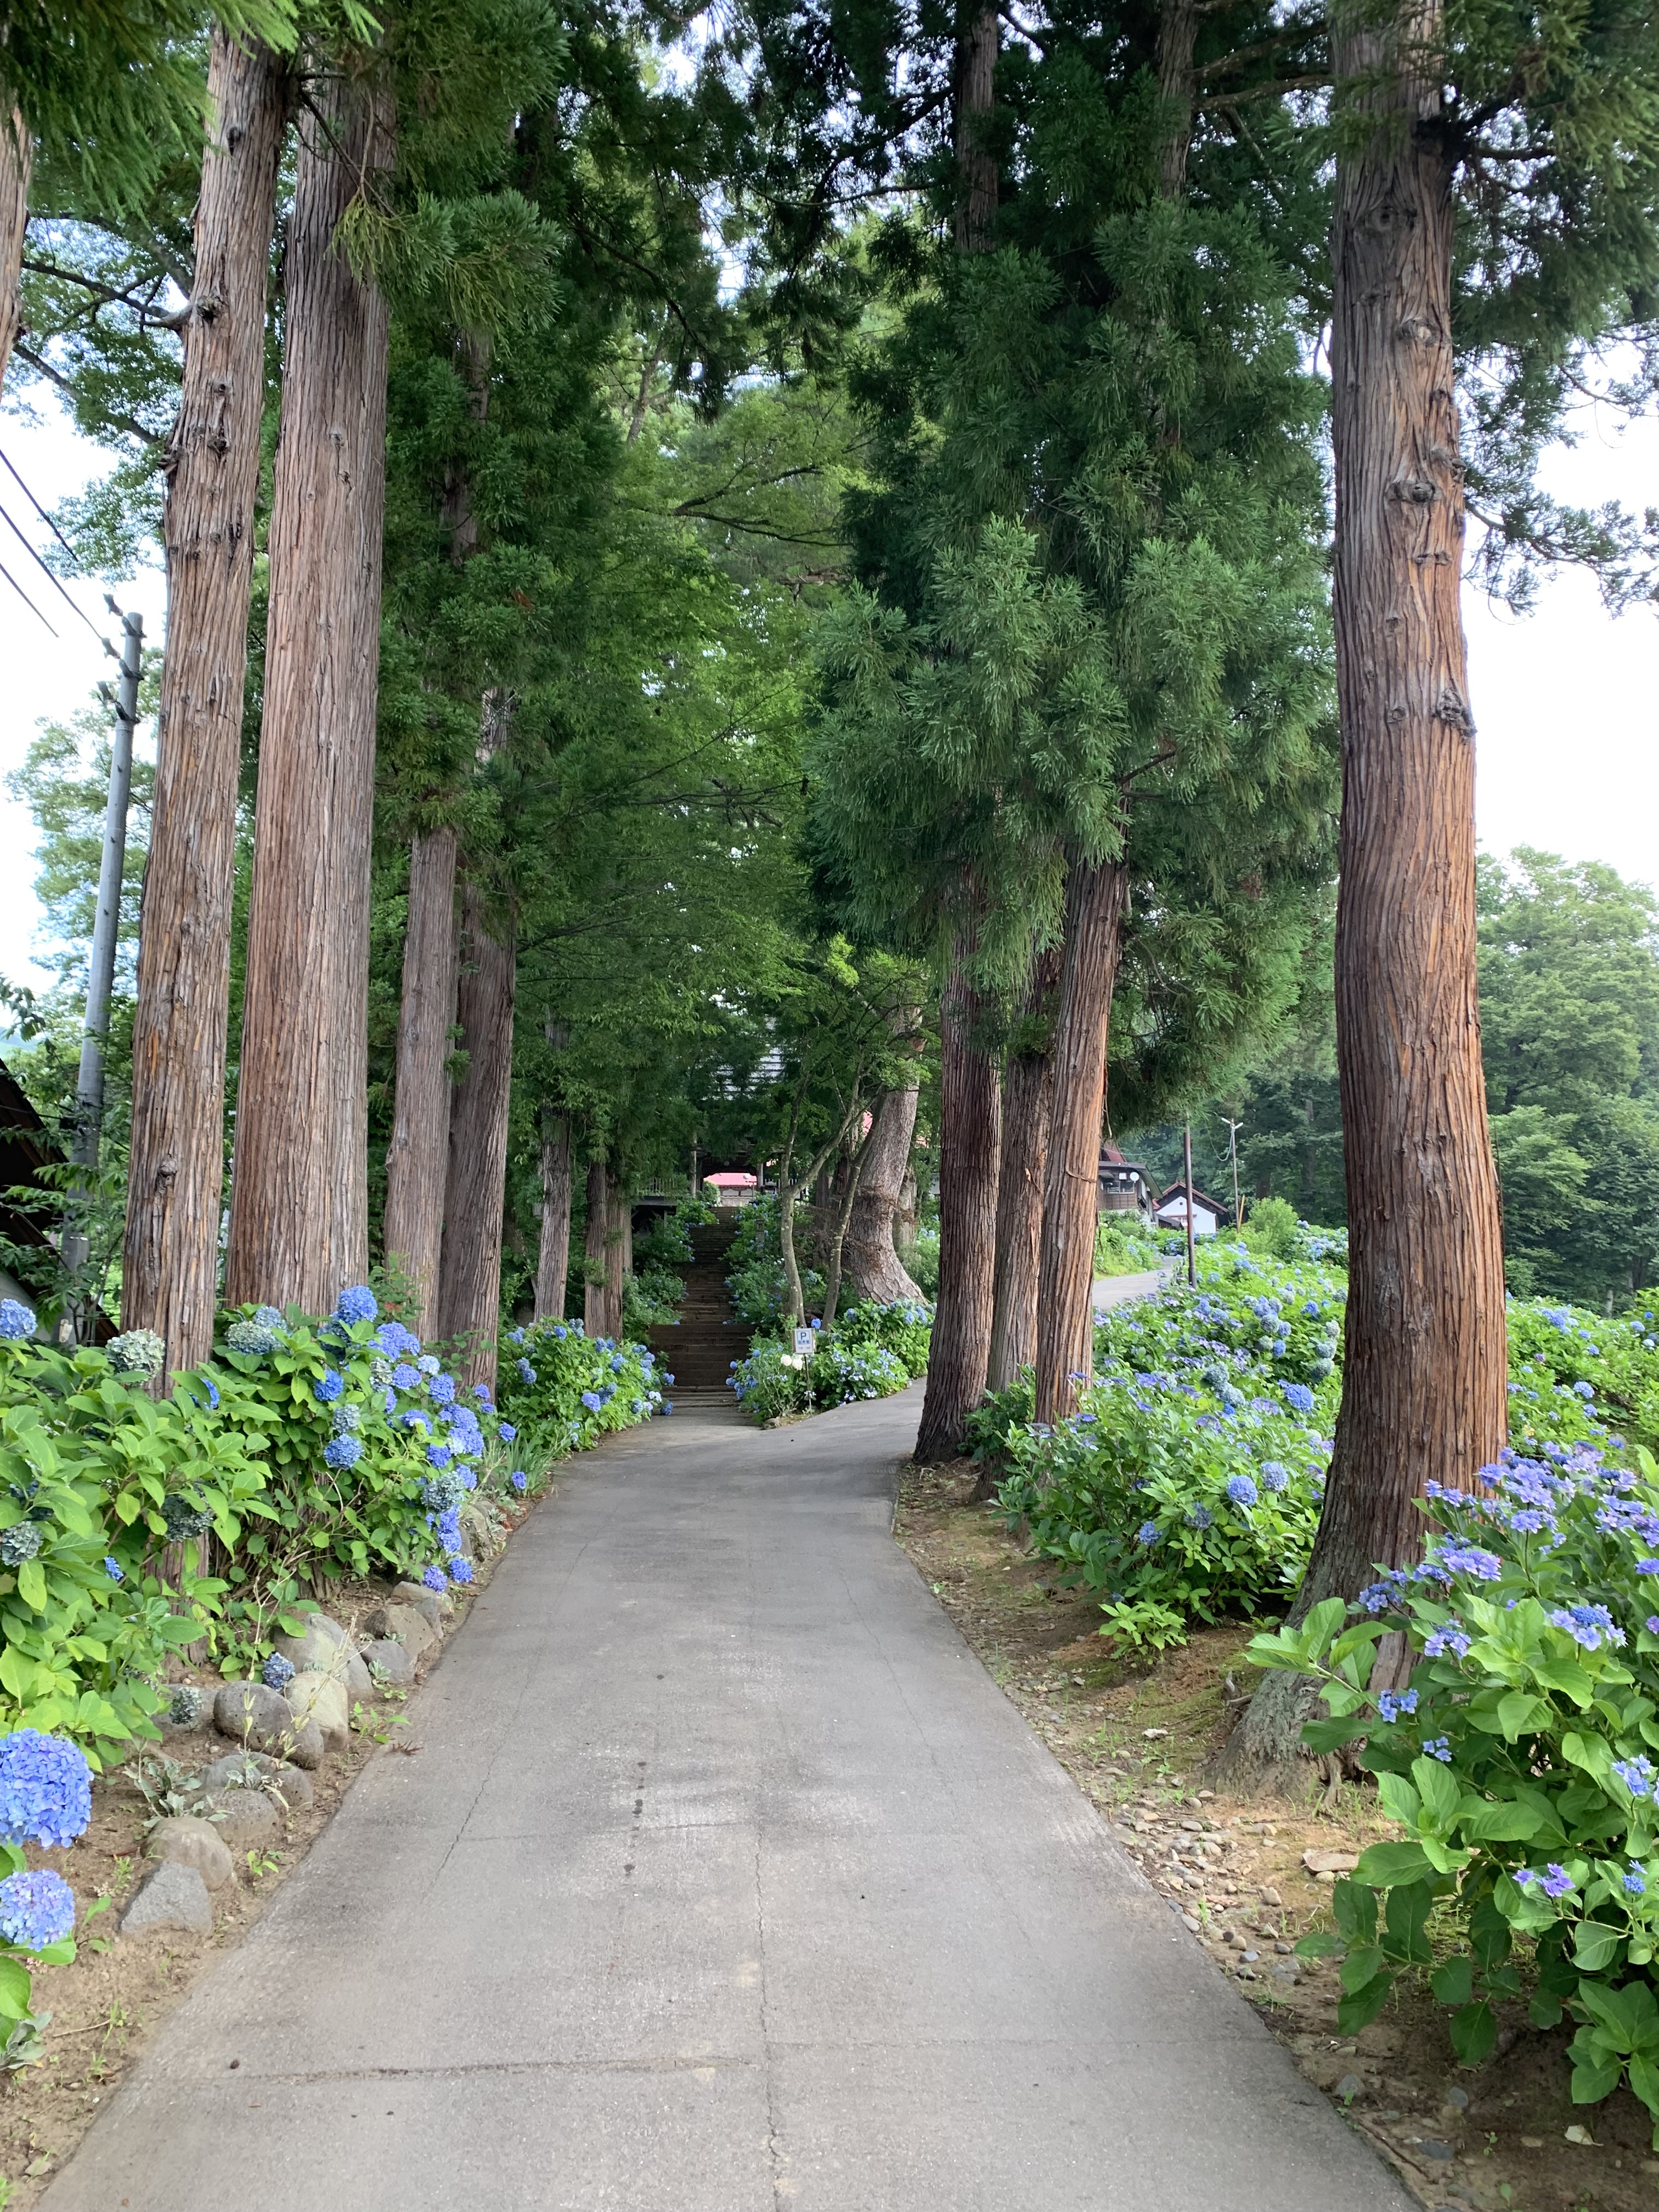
[1,381,1656,991]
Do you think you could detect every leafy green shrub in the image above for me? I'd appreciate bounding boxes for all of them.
[728,1328,913,1424]
[723,1194,825,1327]
[904,1224,940,1296]
[729,1339,815,1423]
[1250,1438,1659,2144]
[1093,1215,1164,1277]
[1509,1297,1659,1458]
[633,1196,713,1268]
[1239,1194,1299,1259]
[833,1297,932,1376]
[497,1318,667,1452]
[622,1262,684,1334]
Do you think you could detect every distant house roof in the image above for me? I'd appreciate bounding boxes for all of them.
[1158,1181,1229,1220]
[703,1172,758,1189]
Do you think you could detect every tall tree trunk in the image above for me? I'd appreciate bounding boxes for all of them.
[952,0,998,250]
[382,824,458,1339]
[915,929,1002,1460]
[535,1111,571,1322]
[435,882,516,1391]
[606,1178,630,1340]
[224,58,393,1311]
[583,1157,608,1338]
[1034,859,1128,1425]
[821,1143,868,1329]
[122,33,290,1369]
[1155,0,1199,197]
[0,107,29,394]
[988,944,1060,1391]
[1217,0,1506,1789]
[844,1086,924,1304]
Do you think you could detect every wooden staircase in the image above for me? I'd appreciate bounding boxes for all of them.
[647,1221,752,1389]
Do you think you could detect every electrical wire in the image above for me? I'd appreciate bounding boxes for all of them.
[0,498,104,641]
[0,554,58,635]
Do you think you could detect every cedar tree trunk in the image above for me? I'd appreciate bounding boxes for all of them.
[845,1087,923,1305]
[535,1111,571,1322]
[1034,859,1128,1425]
[383,823,458,1340]
[952,1,998,251]
[988,944,1060,1391]
[606,1180,629,1340]
[820,1144,868,1329]
[0,108,29,394]
[584,1159,608,1338]
[435,881,516,1391]
[123,32,290,1367]
[915,930,1001,1460]
[224,59,393,1311]
[1218,0,1506,1787]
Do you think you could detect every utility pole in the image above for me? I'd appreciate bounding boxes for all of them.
[1182,1115,1196,1288]
[61,605,142,1326]
[1223,1114,1244,1231]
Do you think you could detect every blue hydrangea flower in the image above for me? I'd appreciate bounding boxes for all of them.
[1647,1616,1659,1634]
[1421,1736,1452,1762]
[429,1375,456,1408]
[448,1558,473,1584]
[1637,1560,1659,1576]
[323,1434,362,1470]
[402,1410,431,1435]
[193,1374,221,1412]
[1541,1863,1574,1899]
[392,1363,421,1391]
[1186,1505,1214,1531]
[473,1383,493,1406]
[1624,1865,1647,1897]
[313,1369,344,1404]
[103,1556,123,1582]
[1424,1621,1471,1659]
[510,1471,527,1494]
[1135,1520,1160,1546]
[421,1564,448,1593]
[1226,1474,1258,1507]
[374,1321,419,1357]
[1260,1462,1289,1492]
[0,1299,36,1341]
[0,1867,74,1950]
[416,1354,441,1376]
[0,1731,92,1847]
[553,1325,567,1340]
[580,1390,603,1412]
[382,1389,396,1418]
[437,1508,462,1547]
[1358,1570,1410,1615]
[1377,1688,1418,1722]
[498,1423,516,1443]
[1430,1543,1504,1583]
[1281,1383,1316,1415]
[426,1443,453,1470]
[261,1652,296,1692]
[330,1402,360,1436]
[1512,1867,1538,1888]
[1549,1603,1625,1652]
[226,1316,279,1356]
[1612,1754,1656,1798]
[334,1286,377,1325]
[1572,1379,1594,1399]
[610,1353,625,1373]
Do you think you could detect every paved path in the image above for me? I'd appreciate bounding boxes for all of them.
[44,1388,1409,2212]
[1091,1266,1169,1314]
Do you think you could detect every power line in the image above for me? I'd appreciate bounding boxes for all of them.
[0,554,58,635]
[0,496,104,641]
[0,443,82,568]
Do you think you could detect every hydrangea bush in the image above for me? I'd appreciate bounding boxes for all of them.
[0,1730,92,2058]
[989,1240,1346,1646]
[495,1319,666,1453]
[833,1299,932,1378]
[727,1324,916,1426]
[1250,1440,1659,2142]
[723,1195,826,1329]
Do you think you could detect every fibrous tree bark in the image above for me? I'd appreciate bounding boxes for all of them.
[224,54,393,1311]
[915,928,1002,1461]
[1034,858,1128,1425]
[844,1085,923,1305]
[535,1110,571,1323]
[123,31,291,1369]
[606,1179,630,1340]
[583,1156,609,1338]
[1217,0,1507,1788]
[952,0,998,250]
[0,106,29,394]
[435,879,516,1391]
[382,824,458,1340]
[988,943,1060,1391]
[820,1136,870,1329]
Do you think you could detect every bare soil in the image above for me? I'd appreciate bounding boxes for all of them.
[0,1491,541,2208]
[894,1460,1659,2212]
